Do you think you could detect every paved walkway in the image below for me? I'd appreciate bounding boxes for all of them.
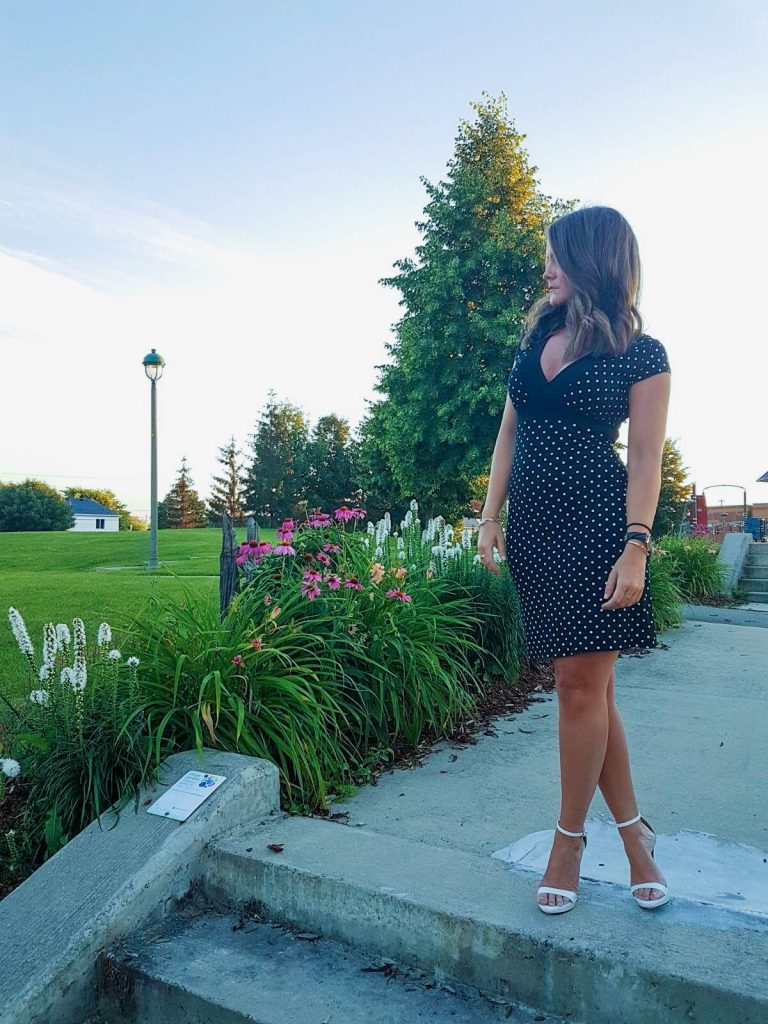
[327,616,768,921]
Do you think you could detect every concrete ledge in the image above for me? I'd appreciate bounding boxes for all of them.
[201,815,768,1024]
[718,532,753,594]
[0,748,280,1024]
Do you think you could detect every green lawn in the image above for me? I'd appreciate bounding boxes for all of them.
[0,527,272,696]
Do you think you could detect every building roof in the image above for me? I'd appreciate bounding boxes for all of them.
[67,498,120,517]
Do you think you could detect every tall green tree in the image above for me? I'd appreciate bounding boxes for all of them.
[302,414,356,514]
[654,438,692,537]
[351,403,409,524]
[373,92,571,519]
[244,391,309,524]
[208,437,246,525]
[63,486,145,531]
[159,457,209,529]
[0,480,74,531]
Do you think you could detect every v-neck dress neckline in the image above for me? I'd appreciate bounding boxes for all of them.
[536,331,593,386]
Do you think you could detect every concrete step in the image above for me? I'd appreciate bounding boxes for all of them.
[100,901,551,1024]
[198,814,768,1024]
[745,547,768,564]
[741,565,768,581]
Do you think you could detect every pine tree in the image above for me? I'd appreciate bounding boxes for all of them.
[161,457,209,529]
[654,439,692,537]
[243,391,309,524]
[302,415,356,513]
[208,436,246,525]
[371,92,572,519]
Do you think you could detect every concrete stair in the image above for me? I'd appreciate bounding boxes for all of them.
[739,543,768,602]
[99,899,552,1024]
[99,813,768,1024]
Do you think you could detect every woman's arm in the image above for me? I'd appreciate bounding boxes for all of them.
[624,371,672,534]
[481,395,518,517]
[601,370,671,609]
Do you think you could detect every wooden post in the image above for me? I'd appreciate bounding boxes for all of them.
[220,513,237,619]
[246,516,258,542]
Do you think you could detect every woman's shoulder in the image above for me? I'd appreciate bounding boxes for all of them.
[623,333,671,380]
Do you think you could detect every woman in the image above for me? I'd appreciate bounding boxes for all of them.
[477,206,672,915]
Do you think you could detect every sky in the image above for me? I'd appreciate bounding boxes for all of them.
[1,0,767,518]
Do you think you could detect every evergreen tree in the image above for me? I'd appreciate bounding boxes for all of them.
[160,457,209,529]
[208,436,246,525]
[0,479,74,531]
[303,414,356,513]
[373,92,572,518]
[654,438,692,537]
[244,391,309,524]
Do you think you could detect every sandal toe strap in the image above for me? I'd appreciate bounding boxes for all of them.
[537,886,577,899]
[631,882,668,895]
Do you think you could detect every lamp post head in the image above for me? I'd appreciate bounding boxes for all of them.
[142,348,165,382]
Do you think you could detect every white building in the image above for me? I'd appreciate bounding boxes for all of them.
[67,498,120,532]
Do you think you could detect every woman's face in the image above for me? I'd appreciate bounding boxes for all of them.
[543,240,573,305]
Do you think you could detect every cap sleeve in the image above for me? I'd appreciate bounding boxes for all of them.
[627,335,670,385]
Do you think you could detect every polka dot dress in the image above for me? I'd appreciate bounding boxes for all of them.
[505,328,671,663]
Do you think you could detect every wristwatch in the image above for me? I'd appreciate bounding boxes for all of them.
[625,529,652,555]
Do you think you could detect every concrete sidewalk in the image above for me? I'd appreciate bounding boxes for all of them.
[326,617,768,918]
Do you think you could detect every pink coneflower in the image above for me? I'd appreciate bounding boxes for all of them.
[322,542,341,553]
[276,528,294,542]
[352,507,367,519]
[308,512,332,527]
[385,588,412,602]
[232,655,244,667]
[303,568,323,582]
[344,576,364,591]
[324,574,342,590]
[334,506,355,522]
[315,551,331,566]
[301,579,322,600]
[249,541,274,554]
[280,518,296,532]
[272,542,297,556]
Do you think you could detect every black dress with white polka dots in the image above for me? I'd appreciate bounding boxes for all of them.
[505,327,671,663]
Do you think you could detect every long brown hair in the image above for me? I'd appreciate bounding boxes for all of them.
[520,206,644,361]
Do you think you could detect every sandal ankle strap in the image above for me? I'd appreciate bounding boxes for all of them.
[614,812,642,828]
[556,820,586,837]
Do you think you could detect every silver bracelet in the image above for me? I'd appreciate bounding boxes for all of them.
[478,515,502,527]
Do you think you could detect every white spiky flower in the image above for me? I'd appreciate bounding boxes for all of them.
[41,621,57,669]
[56,623,71,652]
[97,622,112,647]
[29,689,50,705]
[39,663,53,682]
[60,667,74,686]
[126,656,139,667]
[71,667,87,693]
[73,618,87,687]
[107,649,122,661]
[1,758,21,779]
[8,607,34,660]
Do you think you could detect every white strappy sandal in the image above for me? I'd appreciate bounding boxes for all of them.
[615,811,672,909]
[536,820,587,915]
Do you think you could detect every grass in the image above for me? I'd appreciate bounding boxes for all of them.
[0,527,273,696]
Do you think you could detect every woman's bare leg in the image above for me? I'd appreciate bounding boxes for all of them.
[537,650,616,907]
[596,668,666,901]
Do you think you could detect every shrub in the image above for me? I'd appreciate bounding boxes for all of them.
[1,610,154,889]
[655,535,728,601]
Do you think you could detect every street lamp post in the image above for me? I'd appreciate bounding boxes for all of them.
[142,348,165,569]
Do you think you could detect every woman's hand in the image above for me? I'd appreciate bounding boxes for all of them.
[477,522,507,575]
[601,545,647,610]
